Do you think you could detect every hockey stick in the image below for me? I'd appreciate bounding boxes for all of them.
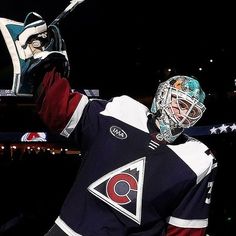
[50,0,86,26]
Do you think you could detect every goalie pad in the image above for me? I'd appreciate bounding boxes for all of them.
[0,12,69,96]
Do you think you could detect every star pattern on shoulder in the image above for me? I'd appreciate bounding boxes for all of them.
[230,123,236,131]
[210,127,218,134]
[209,123,236,134]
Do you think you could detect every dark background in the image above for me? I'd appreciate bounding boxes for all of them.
[1,0,236,98]
[1,0,236,126]
[0,0,235,235]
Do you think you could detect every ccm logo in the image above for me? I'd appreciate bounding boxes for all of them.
[110,126,127,140]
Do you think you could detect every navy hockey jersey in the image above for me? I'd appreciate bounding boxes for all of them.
[36,68,217,236]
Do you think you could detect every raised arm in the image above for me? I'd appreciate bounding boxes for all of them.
[17,12,89,135]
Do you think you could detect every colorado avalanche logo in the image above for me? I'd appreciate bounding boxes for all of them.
[106,173,138,205]
[21,132,47,142]
[88,157,146,224]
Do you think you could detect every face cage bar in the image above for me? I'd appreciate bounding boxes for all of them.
[158,86,206,129]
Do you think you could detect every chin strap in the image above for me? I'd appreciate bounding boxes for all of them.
[157,117,183,143]
[149,111,184,144]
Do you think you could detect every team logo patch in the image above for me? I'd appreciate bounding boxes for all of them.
[21,132,47,142]
[88,157,146,224]
[110,126,127,139]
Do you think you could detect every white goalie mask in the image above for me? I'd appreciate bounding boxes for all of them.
[151,75,206,143]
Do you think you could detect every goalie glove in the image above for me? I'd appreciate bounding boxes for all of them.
[15,12,70,96]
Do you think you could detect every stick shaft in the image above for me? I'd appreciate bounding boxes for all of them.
[50,0,85,26]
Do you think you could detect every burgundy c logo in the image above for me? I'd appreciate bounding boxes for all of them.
[106,173,138,205]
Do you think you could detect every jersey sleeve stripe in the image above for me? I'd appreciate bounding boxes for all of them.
[60,95,89,138]
[167,216,208,228]
[55,216,82,236]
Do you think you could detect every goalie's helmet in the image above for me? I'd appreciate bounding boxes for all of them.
[151,75,206,143]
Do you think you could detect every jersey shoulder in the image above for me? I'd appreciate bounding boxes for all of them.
[100,95,150,132]
[167,135,215,183]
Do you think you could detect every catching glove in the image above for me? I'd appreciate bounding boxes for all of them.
[15,12,70,96]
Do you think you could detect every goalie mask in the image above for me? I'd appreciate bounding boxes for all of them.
[151,75,206,143]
